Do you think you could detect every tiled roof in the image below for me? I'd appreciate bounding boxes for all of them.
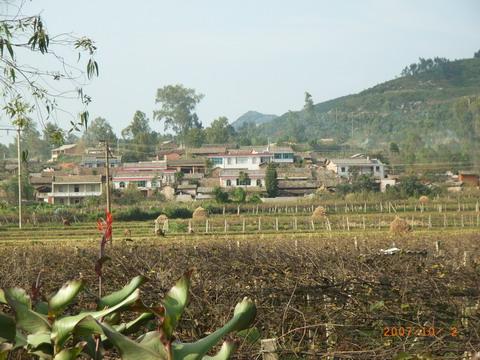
[53,175,102,184]
[328,158,383,166]
[167,159,206,166]
[219,169,266,177]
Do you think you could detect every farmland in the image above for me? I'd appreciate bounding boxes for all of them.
[1,200,480,359]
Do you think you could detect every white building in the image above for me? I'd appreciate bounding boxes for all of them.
[208,145,295,170]
[219,169,266,188]
[50,144,79,161]
[48,175,102,205]
[326,158,385,179]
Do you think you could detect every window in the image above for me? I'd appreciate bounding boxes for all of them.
[226,179,231,186]
[137,181,146,188]
[375,166,380,172]
[282,153,293,159]
[236,157,248,164]
[74,185,80,193]
[256,179,262,186]
[260,156,271,163]
[274,153,282,159]
[341,167,346,172]
[252,157,258,164]
[237,178,251,186]
[211,157,223,165]
[227,157,232,165]
[119,182,126,189]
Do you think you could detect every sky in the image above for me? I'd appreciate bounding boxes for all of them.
[0,0,479,144]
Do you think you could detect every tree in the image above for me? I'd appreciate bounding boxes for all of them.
[121,111,158,160]
[231,187,246,203]
[238,171,250,191]
[43,122,65,147]
[205,116,236,144]
[83,117,117,147]
[389,142,400,154]
[153,84,204,147]
[265,163,278,197]
[474,50,480,59]
[18,120,50,160]
[213,186,229,203]
[184,127,205,148]
[0,4,99,140]
[0,175,34,205]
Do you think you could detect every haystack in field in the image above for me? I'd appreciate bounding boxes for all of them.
[311,206,327,219]
[419,195,429,205]
[390,216,411,234]
[192,206,208,219]
[155,214,168,224]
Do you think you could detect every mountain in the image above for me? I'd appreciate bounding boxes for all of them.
[255,56,480,167]
[231,111,278,130]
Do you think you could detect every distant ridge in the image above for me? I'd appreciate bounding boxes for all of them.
[232,111,278,130]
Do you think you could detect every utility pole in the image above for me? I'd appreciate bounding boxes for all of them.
[17,127,22,229]
[104,140,111,213]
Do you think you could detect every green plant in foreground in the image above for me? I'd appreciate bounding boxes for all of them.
[0,272,257,359]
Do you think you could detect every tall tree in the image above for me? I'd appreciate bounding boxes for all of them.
[43,122,65,147]
[83,117,117,147]
[19,120,50,160]
[265,163,278,197]
[153,84,204,147]
[121,111,158,160]
[205,116,236,144]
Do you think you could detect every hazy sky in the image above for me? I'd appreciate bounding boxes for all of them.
[1,0,479,143]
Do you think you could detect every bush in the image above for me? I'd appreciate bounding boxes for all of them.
[162,206,193,219]
[213,186,229,203]
[169,221,188,233]
[231,187,246,203]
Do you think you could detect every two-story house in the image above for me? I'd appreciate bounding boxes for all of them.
[326,158,385,179]
[48,175,103,205]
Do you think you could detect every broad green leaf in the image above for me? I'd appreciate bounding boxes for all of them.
[99,324,167,360]
[35,301,49,315]
[202,341,237,360]
[4,288,50,334]
[53,341,87,360]
[27,331,53,358]
[98,276,146,310]
[72,316,103,339]
[48,279,85,316]
[0,313,15,342]
[162,271,191,338]
[115,313,155,335]
[173,297,256,359]
[5,288,31,308]
[52,289,140,349]
[0,289,6,304]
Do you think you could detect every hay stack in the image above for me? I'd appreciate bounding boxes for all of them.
[192,206,208,219]
[311,206,327,219]
[155,214,169,224]
[390,216,411,235]
[419,195,429,205]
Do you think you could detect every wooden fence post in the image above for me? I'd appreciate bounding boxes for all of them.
[294,217,297,231]
[258,217,261,231]
[275,217,279,231]
[311,220,315,231]
[205,219,209,233]
[237,205,240,216]
[242,218,246,233]
[188,220,193,234]
[224,218,228,233]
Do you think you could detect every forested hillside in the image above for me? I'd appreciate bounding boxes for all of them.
[257,56,480,168]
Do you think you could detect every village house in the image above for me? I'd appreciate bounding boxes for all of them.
[326,157,385,179]
[48,175,102,205]
[208,145,295,170]
[219,169,266,188]
[50,144,80,161]
[458,171,479,187]
[112,160,175,195]
[167,159,206,174]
